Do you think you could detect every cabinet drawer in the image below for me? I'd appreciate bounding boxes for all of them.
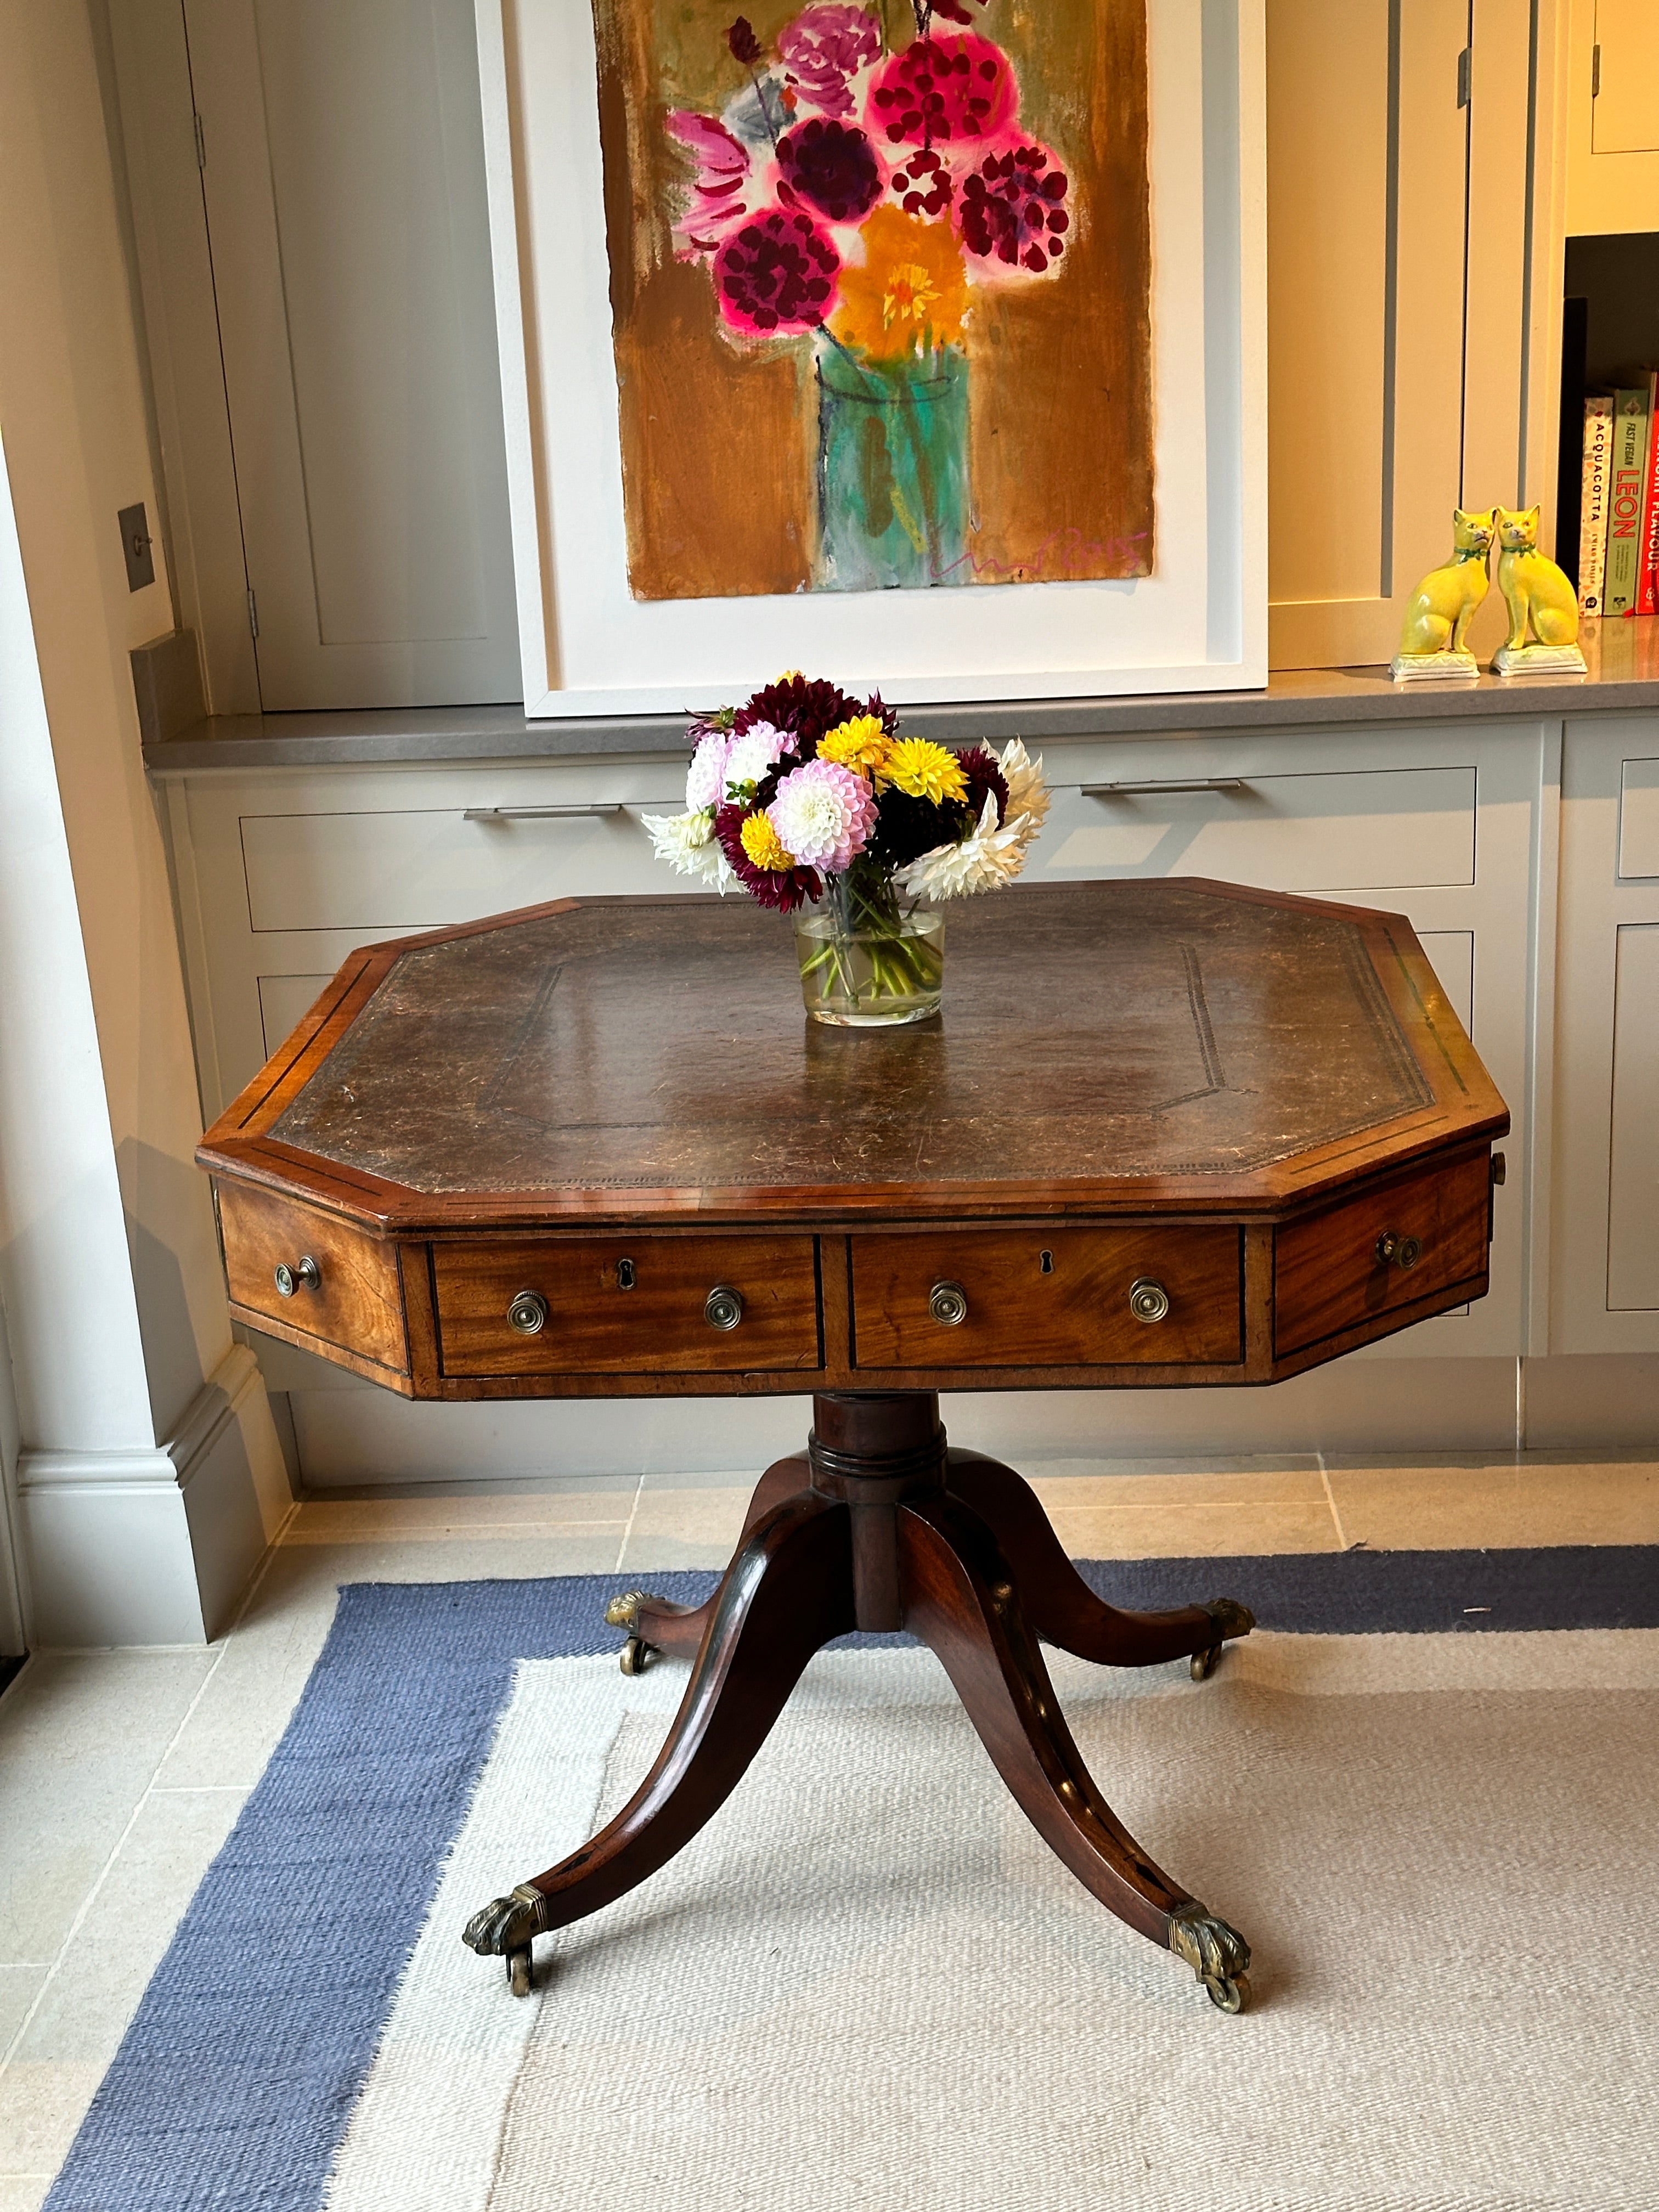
[1618,757,1659,879]
[434,1236,822,1376]
[217,1181,408,1372]
[850,1227,1242,1369]
[1034,764,1476,892]
[241,800,681,933]
[1274,1153,1491,1357]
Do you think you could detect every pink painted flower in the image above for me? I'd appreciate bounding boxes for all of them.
[714,208,839,333]
[777,4,881,119]
[665,111,754,256]
[685,727,733,810]
[956,139,1070,272]
[767,757,878,872]
[890,146,955,219]
[866,33,1016,148]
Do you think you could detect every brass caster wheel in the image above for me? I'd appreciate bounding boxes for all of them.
[1204,1972,1250,2015]
[619,1634,652,1677]
[507,1946,533,1999]
[1190,1643,1222,1682]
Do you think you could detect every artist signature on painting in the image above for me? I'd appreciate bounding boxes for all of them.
[934,527,1152,585]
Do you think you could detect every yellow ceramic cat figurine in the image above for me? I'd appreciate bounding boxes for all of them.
[1490,504,1587,675]
[1390,509,1494,679]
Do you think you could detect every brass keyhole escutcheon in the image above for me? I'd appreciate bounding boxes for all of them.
[616,1258,636,1290]
[274,1256,319,1298]
[929,1280,969,1327]
[1039,1249,1054,1275]
[1127,1278,1170,1324]
[507,1288,549,1335]
[1375,1232,1422,1272]
[704,1284,743,1331]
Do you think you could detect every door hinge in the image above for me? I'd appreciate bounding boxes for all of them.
[193,110,206,169]
[1591,42,1601,98]
[246,587,259,640]
[1457,46,1471,109]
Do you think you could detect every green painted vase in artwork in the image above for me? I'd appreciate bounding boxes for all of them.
[814,339,968,591]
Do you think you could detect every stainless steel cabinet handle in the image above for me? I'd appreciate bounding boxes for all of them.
[507,1288,549,1334]
[929,1279,969,1327]
[1079,778,1250,798]
[274,1256,320,1297]
[704,1285,744,1331]
[1127,1278,1171,1323]
[462,804,629,821]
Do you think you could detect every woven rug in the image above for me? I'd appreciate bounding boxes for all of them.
[43,1553,1659,2212]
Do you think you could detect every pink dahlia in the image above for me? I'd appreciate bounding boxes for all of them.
[665,112,753,256]
[777,4,881,118]
[685,727,732,810]
[714,208,839,334]
[866,33,1016,148]
[956,139,1070,271]
[767,758,878,872]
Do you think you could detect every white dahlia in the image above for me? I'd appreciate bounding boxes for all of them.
[685,730,732,811]
[896,791,1029,901]
[641,806,736,891]
[998,737,1050,834]
[721,721,791,797]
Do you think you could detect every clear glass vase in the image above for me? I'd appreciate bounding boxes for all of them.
[793,868,944,1027]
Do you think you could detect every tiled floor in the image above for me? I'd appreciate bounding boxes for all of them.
[2,1447,1656,2210]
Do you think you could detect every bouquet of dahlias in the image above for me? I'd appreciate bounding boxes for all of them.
[644,673,1048,1022]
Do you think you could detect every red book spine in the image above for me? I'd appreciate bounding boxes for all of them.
[1639,371,1659,617]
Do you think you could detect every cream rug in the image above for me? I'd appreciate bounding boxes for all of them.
[323,1632,1659,2212]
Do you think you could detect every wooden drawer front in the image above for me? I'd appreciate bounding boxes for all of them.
[434,1237,822,1376]
[1035,764,1476,893]
[218,1181,408,1372]
[850,1228,1243,1369]
[1274,1153,1491,1357]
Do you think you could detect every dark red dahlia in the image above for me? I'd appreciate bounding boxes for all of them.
[956,142,1069,271]
[863,691,902,738]
[867,788,971,871]
[714,803,823,911]
[866,33,1015,148]
[714,210,839,334]
[956,744,1009,825]
[890,147,953,219]
[777,118,882,224]
[733,673,867,751]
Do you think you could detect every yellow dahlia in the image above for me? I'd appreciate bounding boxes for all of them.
[883,737,967,805]
[740,810,796,872]
[817,713,890,779]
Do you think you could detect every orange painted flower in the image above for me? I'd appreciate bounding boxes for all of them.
[830,207,968,362]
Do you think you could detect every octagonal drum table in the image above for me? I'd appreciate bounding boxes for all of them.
[197,879,1509,2014]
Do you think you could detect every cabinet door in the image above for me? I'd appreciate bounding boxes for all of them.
[184,0,520,708]
[1554,718,1659,1351]
[1567,0,1659,234]
[1267,0,1548,669]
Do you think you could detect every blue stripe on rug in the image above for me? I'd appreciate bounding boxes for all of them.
[42,1545,1659,2212]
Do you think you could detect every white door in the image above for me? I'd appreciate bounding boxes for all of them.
[185,0,520,708]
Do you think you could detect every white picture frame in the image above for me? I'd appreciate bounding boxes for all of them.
[476,0,1266,717]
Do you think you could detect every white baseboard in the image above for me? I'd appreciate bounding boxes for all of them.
[18,1345,292,1645]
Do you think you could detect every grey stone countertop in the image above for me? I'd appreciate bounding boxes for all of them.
[142,621,1659,774]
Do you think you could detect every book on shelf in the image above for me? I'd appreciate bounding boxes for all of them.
[1640,368,1659,616]
[1579,394,1615,617]
[1604,384,1652,617]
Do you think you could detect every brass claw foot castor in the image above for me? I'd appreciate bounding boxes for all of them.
[604,1589,669,1675]
[1167,1900,1252,2013]
[462,1882,553,1997]
[1190,1596,1256,1681]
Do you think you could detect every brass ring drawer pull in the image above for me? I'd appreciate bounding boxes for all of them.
[507,1289,549,1335]
[274,1257,320,1297]
[704,1285,744,1331]
[1374,1231,1422,1271]
[929,1280,969,1327]
[1127,1277,1170,1324]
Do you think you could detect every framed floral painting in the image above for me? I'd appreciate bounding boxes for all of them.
[476,0,1264,713]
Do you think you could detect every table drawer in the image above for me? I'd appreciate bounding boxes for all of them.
[433,1236,822,1376]
[1274,1152,1491,1357]
[850,1227,1243,1369]
[217,1181,408,1372]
